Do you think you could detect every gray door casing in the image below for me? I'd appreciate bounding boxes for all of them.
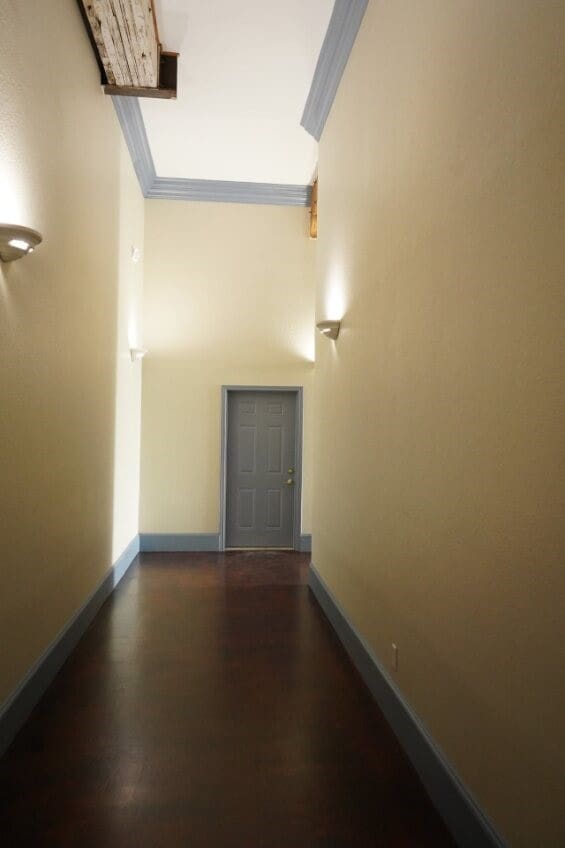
[220,387,303,551]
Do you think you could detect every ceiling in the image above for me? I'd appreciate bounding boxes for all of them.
[140,0,334,185]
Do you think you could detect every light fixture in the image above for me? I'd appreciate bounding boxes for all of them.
[0,224,42,262]
[316,320,341,340]
[129,347,147,362]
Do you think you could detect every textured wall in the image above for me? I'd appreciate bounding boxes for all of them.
[312,1,565,845]
[0,0,142,705]
[140,201,315,534]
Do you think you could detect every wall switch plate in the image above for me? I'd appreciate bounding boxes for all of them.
[392,643,398,671]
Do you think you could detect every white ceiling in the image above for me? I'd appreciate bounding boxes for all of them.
[140,0,333,185]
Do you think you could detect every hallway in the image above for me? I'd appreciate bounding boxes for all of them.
[0,553,455,847]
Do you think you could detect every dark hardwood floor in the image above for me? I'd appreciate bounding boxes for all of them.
[0,552,455,847]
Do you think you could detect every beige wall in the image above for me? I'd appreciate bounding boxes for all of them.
[0,0,143,706]
[313,1,565,846]
[112,141,144,561]
[140,201,315,534]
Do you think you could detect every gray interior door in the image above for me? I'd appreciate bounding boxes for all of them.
[226,391,297,548]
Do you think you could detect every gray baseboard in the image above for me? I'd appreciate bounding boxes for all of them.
[139,533,220,552]
[298,534,312,553]
[0,534,140,758]
[308,564,507,848]
[112,535,140,586]
[140,533,309,553]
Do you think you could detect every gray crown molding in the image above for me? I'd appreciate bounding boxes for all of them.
[113,3,368,202]
[112,97,156,195]
[301,0,369,141]
[112,97,311,206]
[147,177,311,206]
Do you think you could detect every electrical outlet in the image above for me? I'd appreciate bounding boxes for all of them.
[392,643,398,671]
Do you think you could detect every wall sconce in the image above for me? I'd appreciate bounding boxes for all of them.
[0,224,42,262]
[316,320,341,340]
[130,348,147,362]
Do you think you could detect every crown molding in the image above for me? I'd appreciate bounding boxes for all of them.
[112,2,368,201]
[112,97,311,206]
[112,97,156,195]
[148,177,311,206]
[301,0,369,141]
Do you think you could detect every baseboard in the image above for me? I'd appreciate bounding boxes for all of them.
[139,533,220,552]
[140,533,309,553]
[0,534,140,758]
[308,564,507,848]
[112,535,140,586]
[298,534,312,553]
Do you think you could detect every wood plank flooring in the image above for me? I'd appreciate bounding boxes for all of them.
[0,552,456,847]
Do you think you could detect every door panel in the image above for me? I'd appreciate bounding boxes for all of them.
[226,391,296,548]
[266,489,282,528]
[238,489,255,528]
[267,426,282,472]
[238,427,256,473]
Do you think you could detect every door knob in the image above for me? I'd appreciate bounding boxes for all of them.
[285,478,295,486]
[287,467,294,474]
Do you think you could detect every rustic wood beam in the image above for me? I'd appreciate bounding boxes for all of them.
[78,0,177,97]
[310,178,318,239]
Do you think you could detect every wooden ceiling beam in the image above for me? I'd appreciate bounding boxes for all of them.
[310,178,318,239]
[78,0,178,98]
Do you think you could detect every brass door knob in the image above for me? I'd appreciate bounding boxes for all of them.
[285,478,295,486]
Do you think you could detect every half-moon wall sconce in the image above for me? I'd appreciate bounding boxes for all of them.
[0,224,42,262]
[316,320,341,340]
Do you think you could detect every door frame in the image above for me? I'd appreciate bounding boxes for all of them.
[219,386,304,552]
